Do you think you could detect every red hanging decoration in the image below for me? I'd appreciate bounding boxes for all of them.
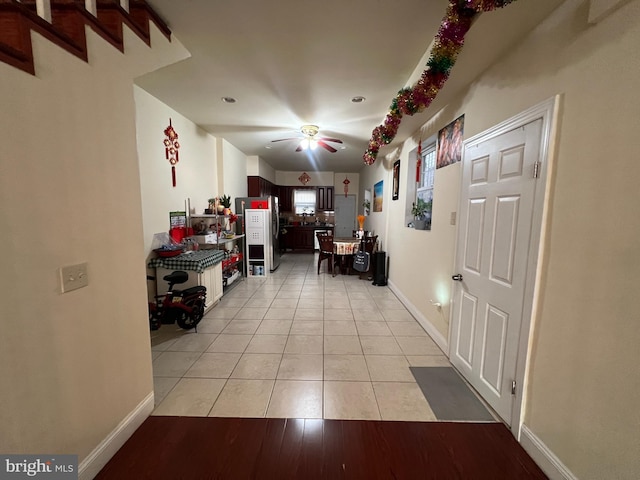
[298,172,311,185]
[343,176,351,197]
[164,118,180,187]
[416,140,422,183]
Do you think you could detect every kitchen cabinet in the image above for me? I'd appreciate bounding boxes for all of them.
[292,226,315,250]
[248,176,277,197]
[280,227,292,252]
[278,185,292,212]
[317,186,334,211]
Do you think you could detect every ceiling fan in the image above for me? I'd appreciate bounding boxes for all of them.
[271,125,343,153]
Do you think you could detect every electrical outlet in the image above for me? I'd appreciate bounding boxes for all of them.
[60,262,89,293]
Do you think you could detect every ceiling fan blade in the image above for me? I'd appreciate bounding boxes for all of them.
[318,137,343,144]
[271,137,299,143]
[295,144,303,152]
[317,140,337,153]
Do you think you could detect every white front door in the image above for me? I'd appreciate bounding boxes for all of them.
[450,115,546,426]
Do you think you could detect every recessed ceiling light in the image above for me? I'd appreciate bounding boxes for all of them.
[351,96,366,103]
[265,145,272,149]
[221,97,237,104]
[340,146,346,150]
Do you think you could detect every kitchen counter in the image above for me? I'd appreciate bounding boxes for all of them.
[280,225,333,251]
[282,224,334,228]
[148,249,225,273]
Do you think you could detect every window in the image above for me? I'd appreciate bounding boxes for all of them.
[405,139,436,229]
[417,142,436,211]
[293,189,316,214]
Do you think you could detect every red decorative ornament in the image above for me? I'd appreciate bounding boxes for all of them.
[343,176,351,197]
[164,118,180,187]
[298,172,311,185]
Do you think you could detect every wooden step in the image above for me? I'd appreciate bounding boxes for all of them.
[0,0,170,75]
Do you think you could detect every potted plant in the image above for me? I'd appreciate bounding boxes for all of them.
[411,198,432,230]
[220,194,232,215]
[362,199,370,216]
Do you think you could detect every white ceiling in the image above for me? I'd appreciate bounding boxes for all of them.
[137,0,565,173]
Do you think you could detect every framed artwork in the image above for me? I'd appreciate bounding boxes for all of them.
[437,114,464,169]
[392,160,400,200]
[373,180,383,212]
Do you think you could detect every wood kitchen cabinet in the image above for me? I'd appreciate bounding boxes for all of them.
[317,186,334,211]
[278,185,292,212]
[247,176,277,197]
[292,227,315,250]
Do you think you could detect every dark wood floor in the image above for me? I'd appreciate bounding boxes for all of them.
[96,416,547,479]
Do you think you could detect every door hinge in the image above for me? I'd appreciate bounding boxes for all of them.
[511,380,517,395]
[533,161,541,179]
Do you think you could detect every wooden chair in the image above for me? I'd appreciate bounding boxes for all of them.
[316,232,334,274]
[363,235,378,255]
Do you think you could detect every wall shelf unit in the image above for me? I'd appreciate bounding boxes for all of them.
[189,213,246,293]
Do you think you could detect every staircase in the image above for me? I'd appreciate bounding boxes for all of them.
[0,0,170,75]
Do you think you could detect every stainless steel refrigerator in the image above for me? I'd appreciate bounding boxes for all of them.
[235,196,281,272]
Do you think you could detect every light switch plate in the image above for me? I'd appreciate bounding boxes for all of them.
[60,262,89,293]
[450,212,457,225]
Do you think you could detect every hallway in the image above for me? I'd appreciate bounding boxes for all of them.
[99,255,551,478]
[150,252,485,420]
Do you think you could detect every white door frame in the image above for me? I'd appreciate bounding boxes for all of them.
[449,95,561,437]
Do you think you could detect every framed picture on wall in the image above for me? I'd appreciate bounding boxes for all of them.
[373,180,383,212]
[437,114,464,169]
[392,160,400,200]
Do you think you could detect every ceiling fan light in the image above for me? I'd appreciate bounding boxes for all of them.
[309,139,318,150]
[300,138,310,150]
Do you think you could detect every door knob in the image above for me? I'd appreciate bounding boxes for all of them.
[452,274,463,281]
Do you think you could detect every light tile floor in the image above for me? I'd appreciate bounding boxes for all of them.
[151,253,451,421]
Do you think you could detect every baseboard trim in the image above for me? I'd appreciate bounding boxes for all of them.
[387,279,448,353]
[520,424,578,480]
[78,391,154,480]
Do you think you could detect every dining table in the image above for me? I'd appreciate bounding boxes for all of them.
[332,237,361,276]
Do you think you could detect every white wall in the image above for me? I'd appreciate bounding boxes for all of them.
[218,139,249,203]
[135,86,218,252]
[333,173,360,212]
[246,155,275,186]
[0,21,188,467]
[376,0,640,477]
[276,170,333,186]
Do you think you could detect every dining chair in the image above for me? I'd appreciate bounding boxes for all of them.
[316,232,334,274]
[363,235,378,255]
[357,235,378,279]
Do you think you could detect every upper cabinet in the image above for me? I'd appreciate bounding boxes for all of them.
[248,176,334,212]
[317,186,334,211]
[247,176,277,197]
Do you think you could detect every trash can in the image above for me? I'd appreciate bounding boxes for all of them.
[372,251,387,286]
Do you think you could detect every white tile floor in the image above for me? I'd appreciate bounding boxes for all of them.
[151,252,451,420]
